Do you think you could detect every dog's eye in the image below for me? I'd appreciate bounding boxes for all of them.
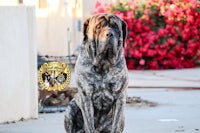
[111,23,118,29]
[96,25,101,29]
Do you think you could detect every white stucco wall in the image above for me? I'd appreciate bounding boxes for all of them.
[0,0,18,5]
[37,0,73,56]
[0,6,38,123]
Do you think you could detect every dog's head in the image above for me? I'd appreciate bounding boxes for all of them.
[82,14,127,71]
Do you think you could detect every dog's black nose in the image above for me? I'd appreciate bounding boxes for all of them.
[106,32,113,37]
[106,31,114,37]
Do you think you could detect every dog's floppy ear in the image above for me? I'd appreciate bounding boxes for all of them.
[83,18,90,44]
[82,17,94,58]
[121,20,127,47]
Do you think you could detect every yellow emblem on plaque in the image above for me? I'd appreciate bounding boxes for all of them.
[38,62,71,91]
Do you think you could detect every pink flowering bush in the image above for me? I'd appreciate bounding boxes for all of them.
[94,0,200,69]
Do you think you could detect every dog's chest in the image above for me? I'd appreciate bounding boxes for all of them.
[92,82,114,111]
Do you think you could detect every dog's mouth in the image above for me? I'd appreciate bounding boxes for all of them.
[104,47,117,64]
[92,46,117,67]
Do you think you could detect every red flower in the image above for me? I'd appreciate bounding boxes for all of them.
[96,7,105,13]
[158,28,166,37]
[165,9,174,19]
[139,59,145,65]
[127,59,135,69]
[95,1,101,9]
[167,38,175,45]
[144,9,149,15]
[126,11,134,19]
[187,15,194,23]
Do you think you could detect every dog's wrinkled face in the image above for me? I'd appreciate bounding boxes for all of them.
[83,14,127,72]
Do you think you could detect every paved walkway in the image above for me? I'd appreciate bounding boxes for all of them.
[1,88,200,133]
[128,68,200,88]
[69,68,200,88]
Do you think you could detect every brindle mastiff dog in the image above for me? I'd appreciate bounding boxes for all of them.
[64,14,129,133]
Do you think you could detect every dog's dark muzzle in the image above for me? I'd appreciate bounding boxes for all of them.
[92,47,116,67]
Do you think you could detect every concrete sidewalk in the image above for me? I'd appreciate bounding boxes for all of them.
[0,88,200,133]
[128,68,200,88]
[69,68,200,88]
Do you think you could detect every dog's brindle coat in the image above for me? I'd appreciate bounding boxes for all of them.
[64,14,128,133]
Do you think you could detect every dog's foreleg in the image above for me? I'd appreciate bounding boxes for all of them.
[111,93,125,133]
[75,91,96,133]
[64,106,73,133]
[64,100,80,133]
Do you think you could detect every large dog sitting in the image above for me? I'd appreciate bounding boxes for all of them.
[64,14,129,133]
